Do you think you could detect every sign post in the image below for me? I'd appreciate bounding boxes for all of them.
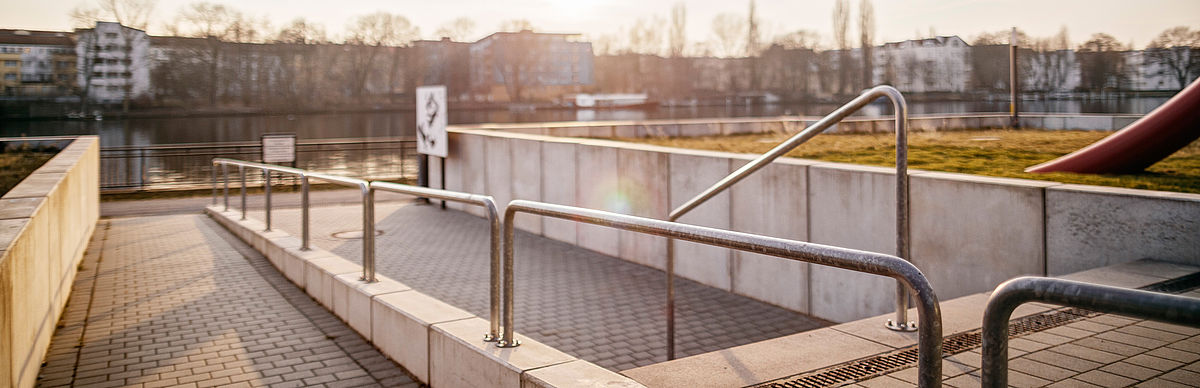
[262,133,297,186]
[416,85,448,208]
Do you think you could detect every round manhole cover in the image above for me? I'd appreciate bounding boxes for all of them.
[331,229,385,239]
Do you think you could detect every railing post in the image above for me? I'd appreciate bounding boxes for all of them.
[885,87,917,332]
[264,169,272,231]
[666,238,676,360]
[240,165,247,220]
[222,164,229,211]
[301,175,310,250]
[139,148,146,190]
[361,185,376,283]
[211,163,217,205]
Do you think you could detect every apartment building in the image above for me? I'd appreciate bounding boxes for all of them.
[74,21,151,103]
[0,29,76,97]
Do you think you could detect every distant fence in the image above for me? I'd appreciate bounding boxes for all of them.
[100,137,418,192]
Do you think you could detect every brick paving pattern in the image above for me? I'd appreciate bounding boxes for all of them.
[856,287,1200,387]
[250,202,830,371]
[37,215,419,388]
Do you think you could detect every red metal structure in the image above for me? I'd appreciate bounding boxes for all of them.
[1026,79,1200,174]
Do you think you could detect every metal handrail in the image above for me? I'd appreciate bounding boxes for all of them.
[981,277,1200,388]
[499,199,943,387]
[212,158,376,282]
[370,181,504,342]
[662,85,912,359]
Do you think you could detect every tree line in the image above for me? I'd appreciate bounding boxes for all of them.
[68,0,1200,110]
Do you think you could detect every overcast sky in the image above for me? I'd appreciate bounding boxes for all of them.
[3,0,1199,50]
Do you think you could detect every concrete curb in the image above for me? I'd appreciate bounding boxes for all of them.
[204,206,644,388]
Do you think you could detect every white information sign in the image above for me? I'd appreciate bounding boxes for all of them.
[261,134,296,163]
[415,85,448,157]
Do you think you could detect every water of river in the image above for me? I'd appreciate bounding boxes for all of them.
[0,97,1170,147]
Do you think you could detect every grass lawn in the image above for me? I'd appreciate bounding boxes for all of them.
[0,151,56,196]
[628,129,1200,194]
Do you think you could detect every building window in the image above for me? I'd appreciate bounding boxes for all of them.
[4,74,15,81]
[3,60,15,67]
[57,74,69,81]
[105,33,118,39]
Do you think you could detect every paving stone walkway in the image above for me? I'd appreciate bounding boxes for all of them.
[37,215,419,388]
[248,202,831,372]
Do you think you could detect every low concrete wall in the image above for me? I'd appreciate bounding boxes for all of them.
[459,113,1142,139]
[0,136,100,388]
[205,207,642,388]
[442,128,1200,323]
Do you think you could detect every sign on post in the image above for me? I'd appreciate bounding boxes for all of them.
[261,133,296,163]
[416,85,448,157]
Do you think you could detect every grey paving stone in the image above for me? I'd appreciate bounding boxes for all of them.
[254,203,830,370]
[36,215,419,388]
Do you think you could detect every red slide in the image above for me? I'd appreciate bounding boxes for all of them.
[1026,78,1200,174]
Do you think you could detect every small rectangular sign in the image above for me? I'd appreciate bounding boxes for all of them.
[262,134,296,163]
[416,85,448,157]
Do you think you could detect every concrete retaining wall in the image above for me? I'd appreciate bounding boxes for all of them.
[0,137,100,388]
[442,128,1200,323]
[205,207,643,388]
[459,113,1142,139]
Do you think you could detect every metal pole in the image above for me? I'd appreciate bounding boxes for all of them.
[981,277,1200,387]
[361,185,376,282]
[1010,27,1020,128]
[139,148,146,189]
[211,163,217,205]
[440,157,447,210]
[666,238,676,360]
[301,175,310,250]
[222,164,229,211]
[240,165,247,220]
[888,87,916,332]
[264,169,272,231]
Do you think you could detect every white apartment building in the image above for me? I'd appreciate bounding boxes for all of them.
[875,36,972,93]
[75,21,151,103]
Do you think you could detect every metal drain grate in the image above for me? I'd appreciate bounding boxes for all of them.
[752,271,1200,388]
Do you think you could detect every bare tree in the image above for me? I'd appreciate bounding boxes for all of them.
[1146,26,1200,91]
[669,3,686,57]
[498,19,533,32]
[176,2,237,105]
[276,18,326,44]
[832,0,850,94]
[1078,33,1129,92]
[345,12,419,102]
[774,30,820,49]
[858,0,874,89]
[746,0,761,89]
[273,18,326,106]
[711,13,744,58]
[435,17,475,41]
[668,3,689,98]
[626,18,664,55]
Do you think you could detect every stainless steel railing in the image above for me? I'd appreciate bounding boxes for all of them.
[981,277,1200,388]
[212,158,375,282]
[211,158,504,341]
[369,181,505,342]
[664,85,913,359]
[499,199,944,387]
